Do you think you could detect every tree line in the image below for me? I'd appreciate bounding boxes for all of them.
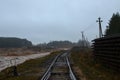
[105,12,120,36]
[36,40,90,50]
[37,40,75,49]
[0,37,32,48]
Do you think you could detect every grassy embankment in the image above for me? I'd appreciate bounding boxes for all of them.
[0,50,63,80]
[70,47,120,80]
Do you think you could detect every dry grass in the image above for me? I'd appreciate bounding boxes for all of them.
[0,48,41,56]
[70,47,120,80]
[0,50,62,80]
[73,66,86,80]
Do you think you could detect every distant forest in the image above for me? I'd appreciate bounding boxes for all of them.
[0,37,90,49]
[37,41,75,49]
[37,40,90,49]
[0,37,32,48]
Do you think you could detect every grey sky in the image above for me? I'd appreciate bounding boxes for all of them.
[0,0,120,44]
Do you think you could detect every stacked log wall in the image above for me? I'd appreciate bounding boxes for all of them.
[93,35,120,72]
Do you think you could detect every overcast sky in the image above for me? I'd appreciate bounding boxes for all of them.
[0,0,120,44]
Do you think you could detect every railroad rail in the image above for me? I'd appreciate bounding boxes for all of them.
[41,53,77,80]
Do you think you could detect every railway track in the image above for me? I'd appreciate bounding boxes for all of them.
[40,53,77,80]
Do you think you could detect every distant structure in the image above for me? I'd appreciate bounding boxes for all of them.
[81,31,86,48]
[77,32,90,48]
[96,17,103,38]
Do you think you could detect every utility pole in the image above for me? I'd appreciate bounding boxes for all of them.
[81,31,85,48]
[85,37,90,48]
[96,17,103,38]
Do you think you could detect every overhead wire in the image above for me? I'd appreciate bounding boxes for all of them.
[79,22,99,42]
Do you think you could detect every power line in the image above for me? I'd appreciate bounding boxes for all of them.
[82,22,96,31]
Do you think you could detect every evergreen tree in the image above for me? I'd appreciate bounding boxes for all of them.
[105,12,120,36]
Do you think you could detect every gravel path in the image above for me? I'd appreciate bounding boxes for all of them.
[0,52,50,72]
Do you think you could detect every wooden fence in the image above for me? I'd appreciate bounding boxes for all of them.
[92,35,120,72]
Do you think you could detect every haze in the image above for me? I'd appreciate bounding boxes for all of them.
[0,0,119,44]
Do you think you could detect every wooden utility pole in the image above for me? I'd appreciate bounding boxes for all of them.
[96,17,103,38]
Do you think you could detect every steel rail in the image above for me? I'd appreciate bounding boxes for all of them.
[41,53,77,80]
[66,56,77,80]
[41,54,60,80]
